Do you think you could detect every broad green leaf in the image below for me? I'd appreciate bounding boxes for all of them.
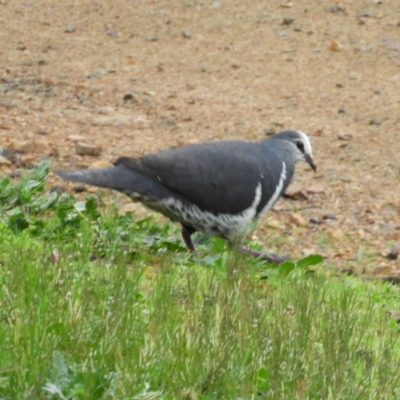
[296,254,324,268]
[278,261,296,276]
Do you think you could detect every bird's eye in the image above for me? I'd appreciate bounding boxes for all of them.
[295,141,305,152]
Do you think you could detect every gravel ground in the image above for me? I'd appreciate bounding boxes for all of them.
[1,0,399,275]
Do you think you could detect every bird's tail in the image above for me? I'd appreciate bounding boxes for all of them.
[54,165,177,201]
[55,165,141,190]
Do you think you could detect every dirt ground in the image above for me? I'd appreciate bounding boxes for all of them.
[1,0,400,276]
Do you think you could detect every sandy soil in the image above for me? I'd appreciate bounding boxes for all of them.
[1,0,400,275]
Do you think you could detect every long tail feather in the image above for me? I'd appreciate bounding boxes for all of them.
[54,165,184,203]
[54,165,139,191]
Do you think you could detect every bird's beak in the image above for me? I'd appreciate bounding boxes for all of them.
[305,154,317,172]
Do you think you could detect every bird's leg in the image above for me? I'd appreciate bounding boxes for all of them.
[181,225,196,252]
[237,244,289,264]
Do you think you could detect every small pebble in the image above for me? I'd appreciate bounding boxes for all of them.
[182,30,192,39]
[123,92,139,103]
[282,18,295,25]
[357,11,372,18]
[337,133,352,140]
[64,25,76,33]
[369,118,381,126]
[87,69,108,79]
[76,143,101,156]
[329,40,341,52]
[323,213,337,220]
[106,28,120,38]
[306,184,325,195]
[289,213,307,227]
[105,24,120,38]
[284,184,308,200]
[72,185,87,193]
[325,5,346,14]
[386,247,399,260]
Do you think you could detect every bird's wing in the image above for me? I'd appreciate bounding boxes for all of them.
[116,141,268,215]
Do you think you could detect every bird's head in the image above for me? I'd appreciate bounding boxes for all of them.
[272,130,316,172]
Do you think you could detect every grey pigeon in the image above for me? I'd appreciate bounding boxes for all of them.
[55,130,316,263]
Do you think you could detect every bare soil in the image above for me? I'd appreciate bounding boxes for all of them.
[1,0,400,275]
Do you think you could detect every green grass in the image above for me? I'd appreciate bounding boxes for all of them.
[1,162,400,399]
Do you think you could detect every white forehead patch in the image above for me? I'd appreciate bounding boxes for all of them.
[296,130,313,156]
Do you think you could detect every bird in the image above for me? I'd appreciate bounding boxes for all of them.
[55,130,316,263]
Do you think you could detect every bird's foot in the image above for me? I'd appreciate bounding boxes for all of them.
[237,246,289,264]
